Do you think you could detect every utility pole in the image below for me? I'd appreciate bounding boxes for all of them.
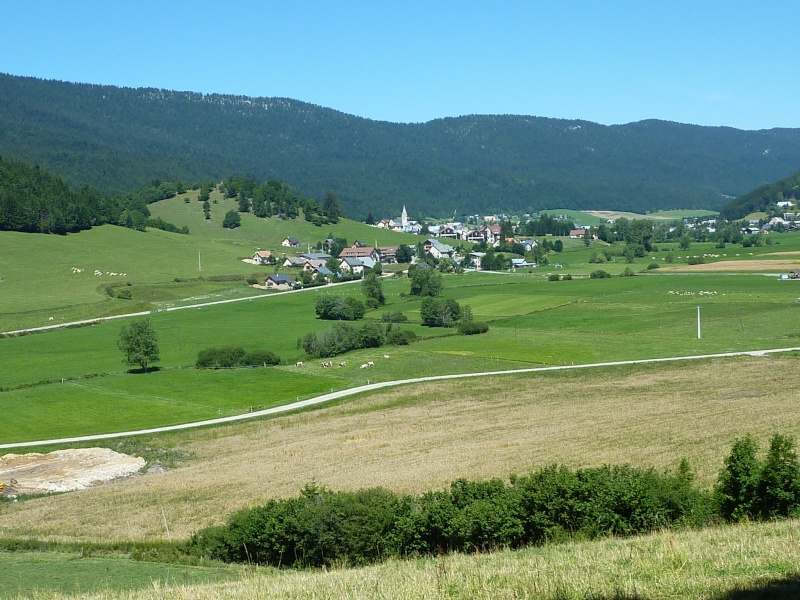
[697,306,701,339]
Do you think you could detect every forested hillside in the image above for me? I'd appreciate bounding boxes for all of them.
[3,73,800,218]
[0,157,113,233]
[720,170,800,220]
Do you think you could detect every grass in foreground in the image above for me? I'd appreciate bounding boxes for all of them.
[5,520,799,599]
[0,552,241,599]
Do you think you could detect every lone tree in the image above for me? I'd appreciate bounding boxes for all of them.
[118,319,160,372]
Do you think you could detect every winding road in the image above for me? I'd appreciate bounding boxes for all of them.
[1,346,795,450]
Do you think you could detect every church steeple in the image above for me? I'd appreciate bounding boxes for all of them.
[401,205,408,227]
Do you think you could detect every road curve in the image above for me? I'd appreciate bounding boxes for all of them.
[2,346,796,450]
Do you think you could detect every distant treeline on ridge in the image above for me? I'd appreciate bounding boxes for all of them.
[3,72,800,219]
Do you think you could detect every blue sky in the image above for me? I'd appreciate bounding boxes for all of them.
[2,1,796,130]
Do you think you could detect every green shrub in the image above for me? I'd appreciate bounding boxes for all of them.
[380,311,408,323]
[548,273,560,281]
[687,256,705,265]
[458,321,489,335]
[589,270,612,279]
[196,347,279,369]
[562,273,572,280]
[647,262,659,270]
[386,329,416,345]
[242,350,280,367]
[116,288,132,299]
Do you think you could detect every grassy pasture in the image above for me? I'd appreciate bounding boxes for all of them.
[0,552,241,599]
[0,194,420,331]
[149,190,420,252]
[4,268,800,442]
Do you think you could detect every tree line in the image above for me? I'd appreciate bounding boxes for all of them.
[6,73,800,220]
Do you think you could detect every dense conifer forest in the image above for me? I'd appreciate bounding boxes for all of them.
[3,73,800,218]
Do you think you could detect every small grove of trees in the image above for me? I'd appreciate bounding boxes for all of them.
[117,320,160,372]
[420,297,462,327]
[714,433,800,521]
[196,347,280,369]
[315,296,365,321]
[409,265,442,297]
[361,272,385,308]
[299,321,385,358]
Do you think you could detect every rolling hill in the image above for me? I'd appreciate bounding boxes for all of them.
[3,72,800,219]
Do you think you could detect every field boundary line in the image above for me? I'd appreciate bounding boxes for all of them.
[2,346,797,449]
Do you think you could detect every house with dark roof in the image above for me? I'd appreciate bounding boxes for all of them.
[282,236,300,247]
[265,273,297,290]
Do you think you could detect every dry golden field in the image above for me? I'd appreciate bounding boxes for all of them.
[1,355,799,544]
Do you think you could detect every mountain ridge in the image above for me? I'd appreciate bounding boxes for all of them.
[2,72,800,218]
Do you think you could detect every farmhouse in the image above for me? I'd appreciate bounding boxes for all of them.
[377,246,398,263]
[282,256,307,268]
[339,257,369,275]
[423,239,455,260]
[339,247,380,261]
[265,273,297,290]
[511,258,537,269]
[251,250,272,265]
[282,236,300,248]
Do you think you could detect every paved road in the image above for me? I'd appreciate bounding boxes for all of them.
[2,346,796,450]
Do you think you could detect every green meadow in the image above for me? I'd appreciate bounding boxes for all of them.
[3,259,800,442]
[3,204,800,443]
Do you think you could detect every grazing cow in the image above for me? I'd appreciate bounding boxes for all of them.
[339,361,347,367]
[360,363,368,369]
[383,355,390,359]
[367,361,375,367]
[295,361,304,367]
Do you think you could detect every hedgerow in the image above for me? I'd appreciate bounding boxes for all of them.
[190,463,710,568]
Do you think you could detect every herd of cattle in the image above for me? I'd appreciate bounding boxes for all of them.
[295,357,387,370]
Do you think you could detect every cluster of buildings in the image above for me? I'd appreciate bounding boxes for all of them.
[251,242,402,291]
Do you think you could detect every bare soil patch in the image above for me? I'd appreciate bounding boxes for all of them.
[0,448,144,494]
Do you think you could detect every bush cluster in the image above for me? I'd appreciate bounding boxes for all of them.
[386,328,416,345]
[380,311,408,323]
[196,347,280,369]
[315,296,365,321]
[191,464,707,568]
[299,322,384,358]
[458,321,489,335]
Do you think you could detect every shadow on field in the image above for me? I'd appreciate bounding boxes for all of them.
[125,366,163,374]
[711,573,800,600]
[553,575,800,599]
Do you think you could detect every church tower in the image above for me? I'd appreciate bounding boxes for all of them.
[401,205,408,227]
